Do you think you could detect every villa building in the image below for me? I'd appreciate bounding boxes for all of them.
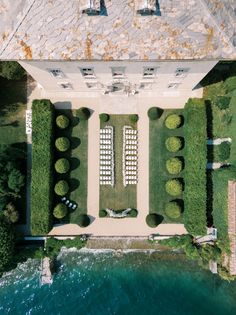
[0,0,235,98]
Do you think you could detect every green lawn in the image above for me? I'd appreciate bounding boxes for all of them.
[0,77,27,224]
[54,110,88,224]
[100,115,137,210]
[0,77,27,145]
[149,109,184,223]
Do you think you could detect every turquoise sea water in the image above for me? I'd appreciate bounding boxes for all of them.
[1,250,236,315]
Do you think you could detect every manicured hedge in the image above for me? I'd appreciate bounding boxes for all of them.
[165,114,181,129]
[56,115,70,129]
[99,113,110,122]
[148,107,163,120]
[166,157,183,175]
[129,114,139,123]
[146,213,162,227]
[53,203,68,219]
[165,202,181,219]
[165,136,182,152]
[165,179,183,197]
[31,99,55,235]
[55,158,70,174]
[77,214,90,227]
[55,137,70,152]
[54,180,69,196]
[183,99,207,235]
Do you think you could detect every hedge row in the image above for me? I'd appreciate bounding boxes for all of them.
[183,99,207,235]
[31,99,55,235]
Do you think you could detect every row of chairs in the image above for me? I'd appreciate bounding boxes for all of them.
[123,126,138,186]
[100,126,114,186]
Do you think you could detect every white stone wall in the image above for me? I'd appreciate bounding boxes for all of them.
[19,60,218,97]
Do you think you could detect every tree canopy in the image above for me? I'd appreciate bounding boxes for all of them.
[0,218,14,273]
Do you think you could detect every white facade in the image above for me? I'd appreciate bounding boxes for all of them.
[20,60,218,97]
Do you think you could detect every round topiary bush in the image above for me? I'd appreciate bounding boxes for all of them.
[77,214,90,227]
[146,213,161,228]
[54,180,69,196]
[165,202,181,219]
[55,158,70,174]
[99,113,110,122]
[56,115,70,129]
[165,179,183,197]
[129,114,139,123]
[77,107,90,120]
[166,157,183,175]
[165,114,182,129]
[148,107,163,120]
[129,209,138,217]
[100,209,107,217]
[218,142,231,160]
[53,203,68,219]
[165,137,182,152]
[55,137,70,152]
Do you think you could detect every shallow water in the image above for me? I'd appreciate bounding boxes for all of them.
[0,251,236,315]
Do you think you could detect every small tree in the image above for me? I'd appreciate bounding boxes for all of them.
[0,61,26,80]
[99,113,110,122]
[166,157,183,175]
[55,158,70,174]
[148,107,163,120]
[129,114,139,123]
[3,202,19,224]
[7,169,25,193]
[146,213,162,228]
[77,107,90,120]
[165,202,181,219]
[55,137,70,152]
[54,180,69,196]
[165,179,183,197]
[77,214,90,227]
[56,115,70,129]
[165,114,182,129]
[165,137,183,152]
[53,203,68,219]
[215,96,231,110]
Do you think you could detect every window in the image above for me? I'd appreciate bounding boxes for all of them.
[58,82,73,90]
[82,0,100,15]
[80,68,95,78]
[143,67,156,78]
[139,81,153,89]
[111,67,125,78]
[86,82,99,89]
[137,0,156,15]
[167,82,181,89]
[175,68,189,78]
[48,69,65,78]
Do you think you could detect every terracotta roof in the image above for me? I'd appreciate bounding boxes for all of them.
[0,0,235,60]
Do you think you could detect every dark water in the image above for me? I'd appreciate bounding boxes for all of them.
[0,250,236,315]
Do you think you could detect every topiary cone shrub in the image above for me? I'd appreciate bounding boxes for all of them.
[77,214,90,227]
[148,107,163,120]
[165,114,182,129]
[99,209,107,217]
[54,180,69,196]
[55,137,70,152]
[77,107,91,120]
[129,209,138,217]
[56,115,70,129]
[166,157,183,175]
[165,137,183,152]
[165,179,183,197]
[129,114,139,123]
[165,202,181,219]
[99,113,110,122]
[55,158,70,174]
[53,203,68,219]
[146,213,162,228]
